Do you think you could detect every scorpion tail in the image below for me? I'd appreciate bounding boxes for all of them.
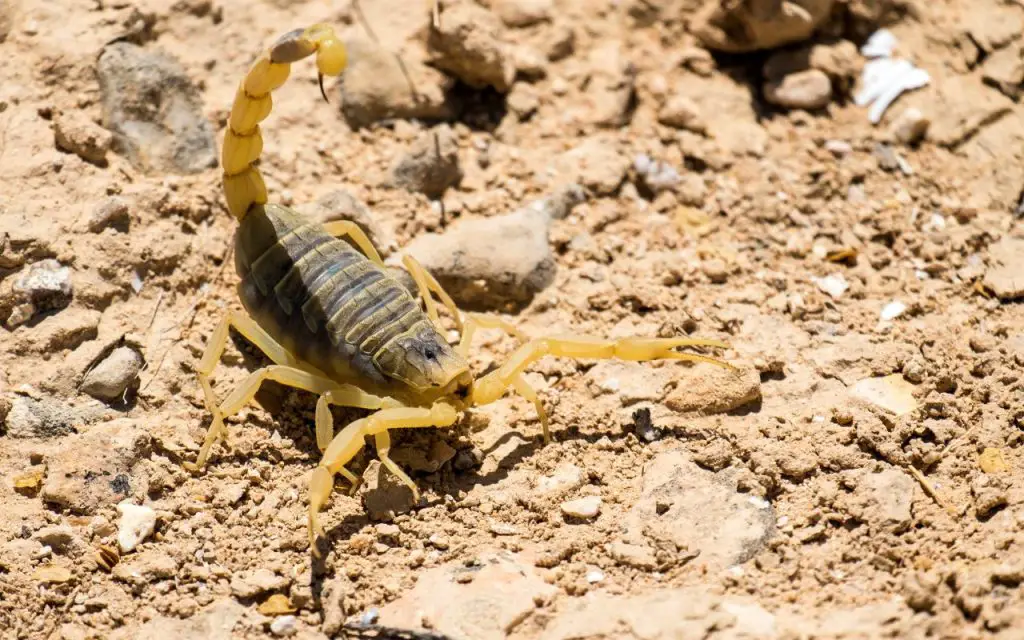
[221,24,348,220]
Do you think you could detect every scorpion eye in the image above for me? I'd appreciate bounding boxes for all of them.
[423,346,438,360]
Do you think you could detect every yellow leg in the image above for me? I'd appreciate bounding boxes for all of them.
[373,430,419,501]
[222,24,348,219]
[457,311,527,357]
[470,335,732,437]
[190,311,323,471]
[308,402,458,554]
[402,254,464,334]
[322,220,384,267]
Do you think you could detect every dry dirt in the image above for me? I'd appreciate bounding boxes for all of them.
[2,0,1024,639]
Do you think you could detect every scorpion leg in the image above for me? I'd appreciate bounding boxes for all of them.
[309,402,459,555]
[322,220,384,267]
[402,254,463,334]
[469,335,733,441]
[191,310,322,470]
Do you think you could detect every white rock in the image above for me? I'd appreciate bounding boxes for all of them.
[585,569,605,583]
[270,615,297,636]
[117,502,156,553]
[561,496,602,519]
[861,29,897,58]
[850,375,918,416]
[889,107,929,144]
[855,58,930,124]
[880,301,907,321]
[813,273,849,299]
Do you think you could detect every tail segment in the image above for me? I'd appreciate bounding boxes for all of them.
[222,24,348,220]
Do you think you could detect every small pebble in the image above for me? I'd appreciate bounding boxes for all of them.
[489,522,518,536]
[889,107,929,144]
[117,502,156,553]
[359,608,380,627]
[880,300,907,321]
[586,569,605,583]
[813,273,849,299]
[824,140,853,157]
[269,615,297,636]
[561,496,601,519]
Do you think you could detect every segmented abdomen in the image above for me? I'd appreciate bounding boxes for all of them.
[233,204,427,386]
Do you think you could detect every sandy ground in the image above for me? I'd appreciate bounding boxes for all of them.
[2,0,1024,638]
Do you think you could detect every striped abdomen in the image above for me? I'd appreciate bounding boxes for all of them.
[233,204,458,392]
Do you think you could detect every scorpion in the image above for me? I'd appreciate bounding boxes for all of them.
[191,23,733,556]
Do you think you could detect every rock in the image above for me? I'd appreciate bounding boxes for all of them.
[360,460,416,521]
[340,41,456,128]
[850,375,918,416]
[88,197,131,233]
[813,273,849,298]
[13,259,72,315]
[4,396,77,438]
[32,525,77,553]
[764,69,832,110]
[269,616,297,636]
[378,550,556,640]
[389,125,462,197]
[607,541,657,570]
[927,75,1014,148]
[633,154,680,195]
[657,94,705,132]
[296,189,397,257]
[428,1,515,92]
[400,203,553,310]
[53,111,112,166]
[320,576,351,635]
[392,439,456,473]
[588,360,673,405]
[561,496,601,519]
[33,564,74,584]
[81,346,144,403]
[824,139,853,157]
[112,549,176,585]
[692,0,834,53]
[26,309,101,352]
[507,82,540,117]
[880,300,907,321]
[675,74,767,157]
[41,418,150,514]
[971,475,1008,518]
[542,587,776,640]
[108,599,245,640]
[624,450,775,569]
[257,594,295,616]
[117,502,157,553]
[553,138,629,196]
[581,42,636,127]
[665,363,761,415]
[860,469,914,532]
[983,238,1024,300]
[982,44,1024,99]
[97,42,216,174]
[534,463,584,498]
[889,108,929,144]
[230,568,290,599]
[493,0,551,27]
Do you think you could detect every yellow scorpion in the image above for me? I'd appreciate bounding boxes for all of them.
[193,24,732,556]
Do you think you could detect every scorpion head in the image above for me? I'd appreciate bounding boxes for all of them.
[374,324,471,397]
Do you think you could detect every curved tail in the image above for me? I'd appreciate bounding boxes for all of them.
[222,25,348,220]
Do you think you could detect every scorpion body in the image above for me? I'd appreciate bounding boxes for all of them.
[192,23,733,556]
[234,204,464,396]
